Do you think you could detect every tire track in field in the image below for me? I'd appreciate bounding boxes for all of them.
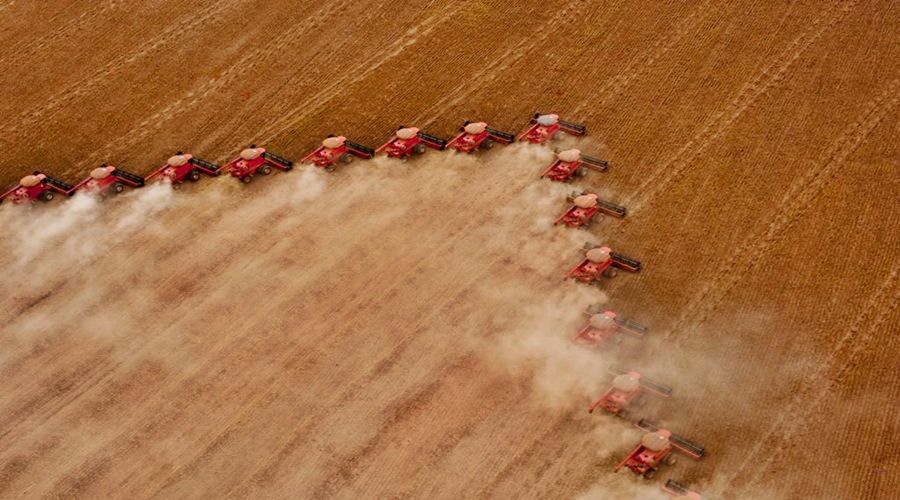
[726,263,900,494]
[0,1,241,141]
[255,4,468,145]
[411,0,586,128]
[71,0,353,170]
[0,1,124,68]
[571,0,718,114]
[628,0,857,213]
[667,77,899,340]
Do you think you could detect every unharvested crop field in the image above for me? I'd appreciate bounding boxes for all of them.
[0,1,898,498]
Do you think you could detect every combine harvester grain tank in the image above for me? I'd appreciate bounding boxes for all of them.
[518,113,586,144]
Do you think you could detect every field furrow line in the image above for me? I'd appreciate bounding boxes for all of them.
[727,262,900,493]
[629,0,856,213]
[666,77,899,340]
[572,0,717,113]
[0,1,240,140]
[412,0,585,127]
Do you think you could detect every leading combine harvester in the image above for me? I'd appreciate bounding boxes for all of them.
[556,190,626,228]
[0,171,75,204]
[145,151,223,187]
[541,148,608,182]
[565,243,641,284]
[71,165,145,197]
[615,419,705,479]
[588,368,672,418]
[377,126,447,159]
[663,480,703,499]
[574,306,648,346]
[224,145,293,184]
[519,113,586,144]
[446,121,515,153]
[302,134,375,171]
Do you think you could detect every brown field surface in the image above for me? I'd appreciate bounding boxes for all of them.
[1,1,898,498]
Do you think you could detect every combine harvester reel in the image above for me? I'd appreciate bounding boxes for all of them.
[588,368,672,418]
[0,171,75,205]
[224,145,293,184]
[446,121,515,154]
[556,191,626,228]
[663,479,703,499]
[573,306,647,347]
[541,148,608,182]
[377,126,447,159]
[615,419,705,479]
[146,151,223,188]
[564,243,641,285]
[518,113,585,144]
[302,135,375,171]
[71,165,144,197]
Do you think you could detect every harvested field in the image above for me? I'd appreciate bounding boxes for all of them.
[1,1,898,498]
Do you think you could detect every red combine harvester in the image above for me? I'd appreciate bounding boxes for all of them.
[0,171,75,204]
[377,126,447,159]
[145,152,223,187]
[573,306,648,346]
[564,243,641,284]
[302,135,375,171]
[518,113,586,144]
[556,190,626,228]
[663,480,703,499]
[446,121,515,153]
[71,165,145,197]
[541,148,608,182]
[223,145,293,183]
[615,419,705,479]
[588,368,672,418]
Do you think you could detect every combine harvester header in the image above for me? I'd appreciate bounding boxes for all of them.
[446,121,515,153]
[377,126,447,159]
[663,479,703,499]
[0,171,75,204]
[519,113,586,144]
[303,135,375,171]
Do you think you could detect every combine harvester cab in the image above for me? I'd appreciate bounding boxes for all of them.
[377,126,447,159]
[615,419,704,479]
[541,148,608,182]
[556,190,626,228]
[303,135,375,171]
[564,243,641,285]
[224,145,293,184]
[518,113,586,144]
[71,165,145,197]
[588,368,672,418]
[573,307,647,346]
[145,152,223,188]
[663,479,703,499]
[0,171,75,205]
[446,121,515,154]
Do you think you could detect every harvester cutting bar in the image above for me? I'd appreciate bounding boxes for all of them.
[43,173,76,193]
[559,119,586,135]
[595,199,627,217]
[611,252,641,272]
[261,151,293,167]
[112,168,146,187]
[189,157,222,175]
[485,127,515,143]
[663,480,691,495]
[346,140,376,158]
[581,154,609,171]
[417,131,447,150]
[613,316,648,336]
